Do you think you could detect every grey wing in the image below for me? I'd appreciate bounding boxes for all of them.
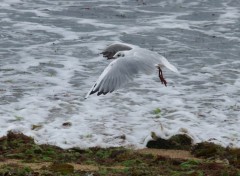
[85,55,157,98]
[101,43,132,59]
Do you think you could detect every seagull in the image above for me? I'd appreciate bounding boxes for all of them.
[85,42,179,98]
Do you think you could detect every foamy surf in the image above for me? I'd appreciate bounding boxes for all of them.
[0,0,239,149]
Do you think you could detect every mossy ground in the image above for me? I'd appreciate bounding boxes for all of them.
[0,131,239,176]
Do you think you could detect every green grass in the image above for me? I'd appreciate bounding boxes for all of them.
[0,165,33,176]
[0,131,239,176]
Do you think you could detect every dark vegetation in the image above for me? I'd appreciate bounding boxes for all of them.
[0,131,239,176]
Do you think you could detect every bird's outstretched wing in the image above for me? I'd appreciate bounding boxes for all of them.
[85,53,159,98]
[100,43,132,59]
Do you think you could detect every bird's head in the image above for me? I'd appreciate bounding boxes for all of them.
[113,51,125,59]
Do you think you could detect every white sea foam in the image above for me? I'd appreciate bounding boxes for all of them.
[0,0,239,149]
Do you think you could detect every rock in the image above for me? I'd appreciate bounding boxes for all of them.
[147,134,193,150]
[62,122,72,127]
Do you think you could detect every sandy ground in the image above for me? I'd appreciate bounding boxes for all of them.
[137,148,198,160]
[0,149,198,172]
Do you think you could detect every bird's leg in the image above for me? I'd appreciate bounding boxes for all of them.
[158,66,167,87]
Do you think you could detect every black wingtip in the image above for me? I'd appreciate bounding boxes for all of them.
[97,91,110,96]
[90,90,98,95]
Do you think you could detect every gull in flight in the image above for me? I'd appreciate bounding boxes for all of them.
[85,42,179,98]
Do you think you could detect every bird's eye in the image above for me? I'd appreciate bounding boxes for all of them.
[117,54,121,57]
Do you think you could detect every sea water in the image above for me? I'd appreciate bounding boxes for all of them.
[0,0,239,148]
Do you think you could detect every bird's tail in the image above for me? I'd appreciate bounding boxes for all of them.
[159,56,179,74]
